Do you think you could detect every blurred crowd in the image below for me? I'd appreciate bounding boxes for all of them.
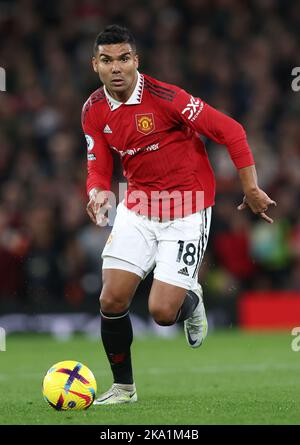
[0,0,299,313]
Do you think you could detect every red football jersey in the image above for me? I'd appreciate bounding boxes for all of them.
[82,72,254,218]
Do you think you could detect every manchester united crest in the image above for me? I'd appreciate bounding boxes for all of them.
[135,113,155,135]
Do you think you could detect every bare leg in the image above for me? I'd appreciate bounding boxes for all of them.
[148,279,199,326]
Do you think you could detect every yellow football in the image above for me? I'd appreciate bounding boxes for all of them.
[42,360,97,410]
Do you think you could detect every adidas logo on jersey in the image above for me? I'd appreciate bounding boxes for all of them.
[178,266,189,276]
[103,124,112,134]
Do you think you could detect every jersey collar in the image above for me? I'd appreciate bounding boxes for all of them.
[104,71,144,111]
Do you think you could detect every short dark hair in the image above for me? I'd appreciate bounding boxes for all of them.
[93,25,136,55]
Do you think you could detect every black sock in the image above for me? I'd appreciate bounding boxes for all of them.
[100,309,134,384]
[175,290,199,323]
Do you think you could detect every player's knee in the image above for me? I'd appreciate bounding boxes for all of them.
[149,303,177,326]
[99,289,129,314]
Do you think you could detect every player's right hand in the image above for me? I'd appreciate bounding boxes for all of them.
[86,188,111,226]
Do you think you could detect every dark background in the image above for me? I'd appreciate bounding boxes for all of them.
[0,0,299,327]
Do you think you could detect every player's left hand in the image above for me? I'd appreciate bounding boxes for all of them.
[237,187,277,224]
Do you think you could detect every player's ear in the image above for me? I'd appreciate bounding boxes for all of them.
[92,57,98,73]
[134,54,139,69]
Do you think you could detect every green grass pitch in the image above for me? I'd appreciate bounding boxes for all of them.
[0,330,299,425]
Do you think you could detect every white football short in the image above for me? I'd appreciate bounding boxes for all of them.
[102,201,211,290]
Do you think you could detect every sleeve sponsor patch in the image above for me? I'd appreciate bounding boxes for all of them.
[85,134,95,151]
[181,96,204,121]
